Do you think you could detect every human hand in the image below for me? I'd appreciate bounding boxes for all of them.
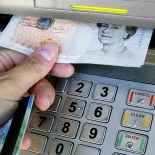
[0,43,74,149]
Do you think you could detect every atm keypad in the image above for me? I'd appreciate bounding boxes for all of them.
[24,73,155,155]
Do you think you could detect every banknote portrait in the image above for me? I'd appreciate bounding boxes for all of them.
[97,23,138,57]
[92,23,138,58]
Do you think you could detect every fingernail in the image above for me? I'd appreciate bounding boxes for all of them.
[38,43,58,61]
[21,133,31,150]
[46,94,53,109]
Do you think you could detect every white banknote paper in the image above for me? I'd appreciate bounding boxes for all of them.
[0,16,153,67]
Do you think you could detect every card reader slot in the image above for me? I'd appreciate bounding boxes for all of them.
[149,30,155,49]
[0,14,12,31]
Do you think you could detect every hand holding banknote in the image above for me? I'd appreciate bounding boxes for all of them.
[0,43,74,149]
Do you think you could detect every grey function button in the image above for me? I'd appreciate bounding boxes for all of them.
[115,131,148,154]
[47,96,61,112]
[49,139,73,155]
[121,109,153,131]
[27,133,47,154]
[127,89,155,109]
[61,98,86,117]
[113,153,125,155]
[80,123,106,145]
[55,78,68,93]
[67,78,92,97]
[48,76,68,93]
[86,103,112,123]
[55,118,80,138]
[75,145,100,155]
[92,83,117,102]
[30,113,54,132]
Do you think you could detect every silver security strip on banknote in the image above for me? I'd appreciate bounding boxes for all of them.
[0,16,153,67]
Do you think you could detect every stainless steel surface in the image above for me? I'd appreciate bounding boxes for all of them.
[1,0,155,28]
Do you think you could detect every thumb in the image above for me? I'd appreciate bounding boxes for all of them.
[0,43,59,126]
[2,43,59,100]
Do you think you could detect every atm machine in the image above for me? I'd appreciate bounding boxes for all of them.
[0,1,155,155]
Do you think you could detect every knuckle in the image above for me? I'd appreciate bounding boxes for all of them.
[0,73,20,99]
[23,58,41,74]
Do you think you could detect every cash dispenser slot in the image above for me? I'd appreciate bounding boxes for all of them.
[0,14,12,31]
[149,31,155,49]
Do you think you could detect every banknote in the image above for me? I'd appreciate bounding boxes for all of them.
[0,16,153,67]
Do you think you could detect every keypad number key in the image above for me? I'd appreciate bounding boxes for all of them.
[30,113,54,132]
[86,103,112,123]
[67,78,92,97]
[80,123,106,145]
[92,83,117,102]
[49,139,73,155]
[61,98,86,117]
[75,145,100,155]
[55,118,80,138]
